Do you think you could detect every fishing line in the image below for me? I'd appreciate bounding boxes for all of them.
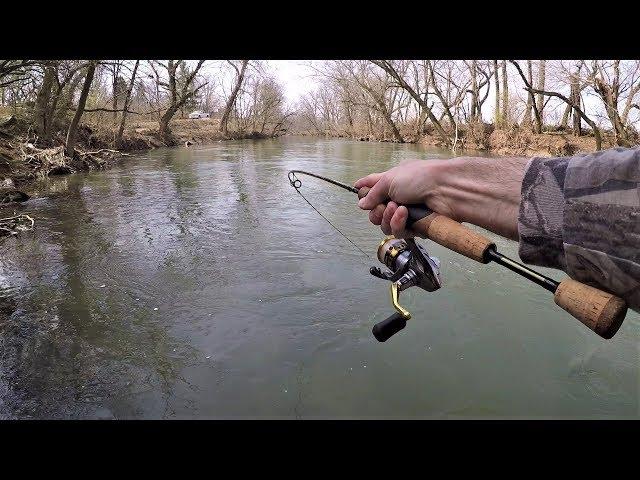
[288,170,373,260]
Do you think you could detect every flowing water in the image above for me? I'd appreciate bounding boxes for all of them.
[0,137,638,419]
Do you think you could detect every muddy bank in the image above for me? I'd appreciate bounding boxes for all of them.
[417,128,609,157]
[0,116,274,195]
[311,122,632,158]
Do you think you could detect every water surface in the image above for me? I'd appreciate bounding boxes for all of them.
[0,137,638,418]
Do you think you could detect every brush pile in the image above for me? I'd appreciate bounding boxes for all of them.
[0,214,34,237]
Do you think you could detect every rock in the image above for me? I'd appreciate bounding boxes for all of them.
[148,137,164,148]
[48,165,73,176]
[0,189,29,203]
[0,115,16,129]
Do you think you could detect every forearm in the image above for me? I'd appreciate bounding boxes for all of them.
[429,156,530,240]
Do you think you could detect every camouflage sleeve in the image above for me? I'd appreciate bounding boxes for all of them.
[518,147,640,311]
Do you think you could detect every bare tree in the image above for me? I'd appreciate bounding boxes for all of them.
[536,60,546,124]
[511,60,602,150]
[115,60,139,148]
[522,60,533,128]
[66,60,97,157]
[152,60,206,142]
[501,61,509,125]
[509,60,543,133]
[494,60,501,126]
[219,60,249,135]
[33,60,88,143]
[583,60,640,146]
[370,60,450,146]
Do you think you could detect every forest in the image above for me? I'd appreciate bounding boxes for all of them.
[294,60,640,153]
[1,60,639,186]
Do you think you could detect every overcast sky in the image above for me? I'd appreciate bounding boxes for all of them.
[267,60,317,103]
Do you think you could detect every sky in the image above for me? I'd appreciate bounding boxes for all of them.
[267,60,317,103]
[197,60,319,106]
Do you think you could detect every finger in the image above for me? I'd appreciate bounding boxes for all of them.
[381,202,398,236]
[358,174,391,210]
[390,206,410,238]
[354,172,383,189]
[368,204,386,225]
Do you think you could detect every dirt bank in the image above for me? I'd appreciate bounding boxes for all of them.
[419,128,620,158]
[0,115,272,195]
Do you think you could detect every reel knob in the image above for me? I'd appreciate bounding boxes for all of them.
[372,312,408,342]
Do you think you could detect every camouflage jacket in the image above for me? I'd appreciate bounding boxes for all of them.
[518,147,640,311]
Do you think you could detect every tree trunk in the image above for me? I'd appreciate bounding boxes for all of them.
[65,61,96,157]
[159,104,179,142]
[470,60,479,120]
[112,61,120,127]
[522,61,533,127]
[115,60,139,148]
[494,60,501,126]
[34,64,57,141]
[509,60,542,134]
[382,107,403,143]
[501,61,509,126]
[570,72,582,135]
[51,72,83,134]
[219,60,249,135]
[536,60,546,125]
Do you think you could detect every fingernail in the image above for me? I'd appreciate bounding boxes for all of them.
[358,198,366,208]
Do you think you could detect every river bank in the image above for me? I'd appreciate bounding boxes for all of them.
[0,115,273,199]
[1,114,633,204]
[309,123,616,158]
[418,128,605,157]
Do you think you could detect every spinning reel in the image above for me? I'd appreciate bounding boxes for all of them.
[369,236,442,342]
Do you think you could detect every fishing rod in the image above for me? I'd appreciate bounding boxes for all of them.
[288,170,628,342]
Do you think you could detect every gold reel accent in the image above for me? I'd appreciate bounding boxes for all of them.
[391,283,411,320]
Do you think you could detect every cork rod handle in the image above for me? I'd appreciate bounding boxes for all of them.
[357,186,495,263]
[554,279,627,339]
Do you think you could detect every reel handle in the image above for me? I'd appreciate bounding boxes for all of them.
[357,186,628,339]
[372,312,408,342]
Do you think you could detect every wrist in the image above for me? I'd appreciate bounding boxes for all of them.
[422,157,477,222]
[426,156,528,239]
